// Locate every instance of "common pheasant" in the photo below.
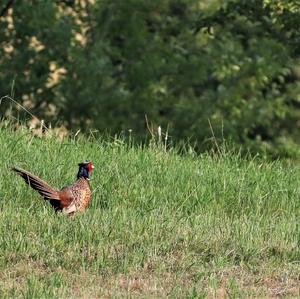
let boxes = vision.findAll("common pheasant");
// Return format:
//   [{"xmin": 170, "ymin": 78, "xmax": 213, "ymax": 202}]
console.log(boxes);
[{"xmin": 12, "ymin": 160, "xmax": 94, "ymax": 216}]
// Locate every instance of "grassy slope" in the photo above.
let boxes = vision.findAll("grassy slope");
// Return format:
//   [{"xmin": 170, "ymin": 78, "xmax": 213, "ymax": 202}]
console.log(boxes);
[{"xmin": 0, "ymin": 124, "xmax": 299, "ymax": 298}]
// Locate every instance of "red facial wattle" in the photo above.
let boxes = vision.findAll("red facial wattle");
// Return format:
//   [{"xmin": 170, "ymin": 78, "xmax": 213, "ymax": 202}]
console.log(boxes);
[{"xmin": 87, "ymin": 162, "xmax": 93, "ymax": 173}]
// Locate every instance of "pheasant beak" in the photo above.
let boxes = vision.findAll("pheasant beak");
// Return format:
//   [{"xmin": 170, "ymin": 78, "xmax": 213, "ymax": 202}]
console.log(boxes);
[{"xmin": 92, "ymin": 165, "xmax": 95, "ymax": 169}]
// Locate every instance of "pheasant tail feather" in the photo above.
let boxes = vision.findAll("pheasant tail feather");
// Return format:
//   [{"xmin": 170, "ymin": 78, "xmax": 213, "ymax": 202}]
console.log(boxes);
[{"xmin": 12, "ymin": 167, "xmax": 60, "ymax": 201}]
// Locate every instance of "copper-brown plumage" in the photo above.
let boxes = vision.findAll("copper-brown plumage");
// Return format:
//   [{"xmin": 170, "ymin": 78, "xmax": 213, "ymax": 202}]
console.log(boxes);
[{"xmin": 12, "ymin": 161, "xmax": 94, "ymax": 216}]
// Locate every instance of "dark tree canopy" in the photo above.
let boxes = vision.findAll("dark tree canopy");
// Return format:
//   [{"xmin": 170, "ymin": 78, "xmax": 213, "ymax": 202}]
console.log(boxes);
[{"xmin": 0, "ymin": 0, "xmax": 300, "ymax": 158}]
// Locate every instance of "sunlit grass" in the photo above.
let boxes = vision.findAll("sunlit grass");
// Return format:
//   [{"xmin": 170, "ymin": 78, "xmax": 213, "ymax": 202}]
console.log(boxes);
[{"xmin": 0, "ymin": 124, "xmax": 299, "ymax": 298}]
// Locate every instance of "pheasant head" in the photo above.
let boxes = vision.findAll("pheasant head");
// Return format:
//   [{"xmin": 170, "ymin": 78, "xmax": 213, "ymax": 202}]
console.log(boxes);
[{"xmin": 77, "ymin": 160, "xmax": 94, "ymax": 180}]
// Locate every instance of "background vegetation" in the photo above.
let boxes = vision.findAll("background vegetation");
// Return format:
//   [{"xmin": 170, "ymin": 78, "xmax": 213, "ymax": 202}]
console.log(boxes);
[
  {"xmin": 0, "ymin": 123, "xmax": 299, "ymax": 297},
  {"xmin": 1, "ymin": 0, "xmax": 300, "ymax": 157},
  {"xmin": 1, "ymin": 2, "xmax": 299, "ymax": 296}
]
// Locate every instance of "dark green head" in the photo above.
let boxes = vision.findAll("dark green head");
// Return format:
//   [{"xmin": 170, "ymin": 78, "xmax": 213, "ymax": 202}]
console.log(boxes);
[{"xmin": 77, "ymin": 160, "xmax": 94, "ymax": 180}]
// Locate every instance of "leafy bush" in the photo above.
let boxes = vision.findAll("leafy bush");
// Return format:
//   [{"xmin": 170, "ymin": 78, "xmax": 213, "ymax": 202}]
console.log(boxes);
[{"xmin": 1, "ymin": 0, "xmax": 299, "ymax": 158}]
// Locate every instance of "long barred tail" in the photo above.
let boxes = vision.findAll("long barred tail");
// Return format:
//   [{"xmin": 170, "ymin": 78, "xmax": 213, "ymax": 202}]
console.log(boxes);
[{"xmin": 12, "ymin": 167, "xmax": 60, "ymax": 201}]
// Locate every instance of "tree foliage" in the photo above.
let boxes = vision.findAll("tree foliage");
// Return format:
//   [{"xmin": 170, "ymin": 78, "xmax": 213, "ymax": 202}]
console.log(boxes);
[{"xmin": 0, "ymin": 0, "xmax": 299, "ymax": 157}]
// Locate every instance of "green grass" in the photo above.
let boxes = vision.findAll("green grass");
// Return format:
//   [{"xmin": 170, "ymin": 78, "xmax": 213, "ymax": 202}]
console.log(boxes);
[{"xmin": 0, "ymin": 123, "xmax": 299, "ymax": 298}]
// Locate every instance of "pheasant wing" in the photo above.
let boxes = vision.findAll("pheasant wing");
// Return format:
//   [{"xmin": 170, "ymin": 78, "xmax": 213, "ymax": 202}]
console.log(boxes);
[{"xmin": 59, "ymin": 180, "xmax": 90, "ymax": 213}]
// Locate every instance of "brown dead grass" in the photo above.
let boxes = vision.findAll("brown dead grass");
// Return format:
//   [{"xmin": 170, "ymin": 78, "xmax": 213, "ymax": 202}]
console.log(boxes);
[{"xmin": 0, "ymin": 261, "xmax": 299, "ymax": 298}]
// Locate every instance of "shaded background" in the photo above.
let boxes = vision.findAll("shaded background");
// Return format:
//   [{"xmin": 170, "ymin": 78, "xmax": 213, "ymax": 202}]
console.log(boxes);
[{"xmin": 0, "ymin": 0, "xmax": 300, "ymax": 158}]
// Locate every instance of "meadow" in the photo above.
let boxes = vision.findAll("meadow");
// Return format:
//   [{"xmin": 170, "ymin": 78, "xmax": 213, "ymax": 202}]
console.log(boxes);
[{"xmin": 0, "ymin": 123, "xmax": 299, "ymax": 298}]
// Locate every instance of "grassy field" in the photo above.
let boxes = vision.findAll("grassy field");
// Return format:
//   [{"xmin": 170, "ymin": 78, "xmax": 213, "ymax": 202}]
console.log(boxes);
[{"xmin": 0, "ymin": 123, "xmax": 299, "ymax": 298}]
